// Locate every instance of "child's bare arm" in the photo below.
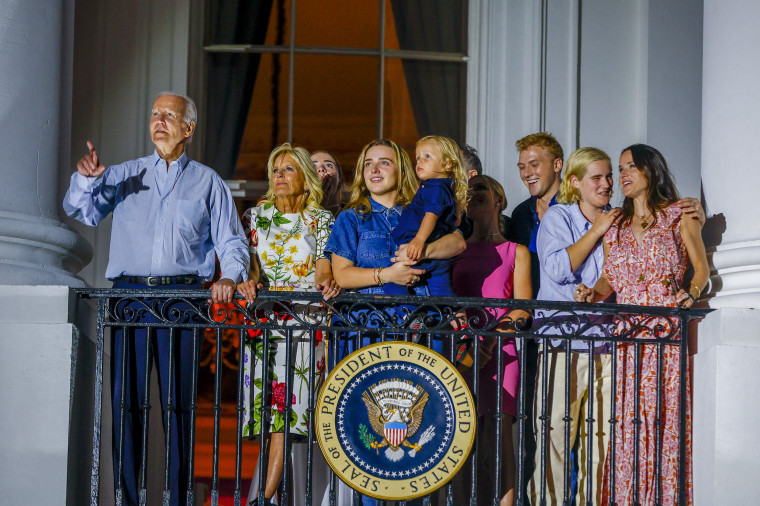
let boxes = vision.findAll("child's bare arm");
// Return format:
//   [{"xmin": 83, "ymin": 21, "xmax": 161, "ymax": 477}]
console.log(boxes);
[{"xmin": 407, "ymin": 212, "xmax": 439, "ymax": 261}]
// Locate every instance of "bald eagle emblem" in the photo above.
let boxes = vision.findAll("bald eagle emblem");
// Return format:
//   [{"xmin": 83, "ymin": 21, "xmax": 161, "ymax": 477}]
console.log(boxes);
[{"xmin": 361, "ymin": 379, "xmax": 436, "ymax": 462}]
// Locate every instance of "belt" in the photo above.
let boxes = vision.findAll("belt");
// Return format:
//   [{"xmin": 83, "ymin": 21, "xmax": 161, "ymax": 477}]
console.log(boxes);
[{"xmin": 114, "ymin": 275, "xmax": 200, "ymax": 287}]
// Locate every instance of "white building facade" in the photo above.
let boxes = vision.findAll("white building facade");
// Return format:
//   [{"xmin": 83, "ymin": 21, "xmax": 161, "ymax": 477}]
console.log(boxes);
[{"xmin": 0, "ymin": 0, "xmax": 757, "ymax": 503}]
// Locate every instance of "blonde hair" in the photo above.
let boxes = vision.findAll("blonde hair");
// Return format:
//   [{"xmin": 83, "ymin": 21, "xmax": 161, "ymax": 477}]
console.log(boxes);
[
  {"xmin": 472, "ymin": 174, "xmax": 507, "ymax": 213},
  {"xmin": 557, "ymin": 147, "xmax": 611, "ymax": 204},
  {"xmin": 259, "ymin": 143, "xmax": 323, "ymax": 213},
  {"xmin": 416, "ymin": 135, "xmax": 469, "ymax": 212},
  {"xmin": 515, "ymin": 132, "xmax": 564, "ymax": 162},
  {"xmin": 345, "ymin": 139, "xmax": 418, "ymax": 216}
]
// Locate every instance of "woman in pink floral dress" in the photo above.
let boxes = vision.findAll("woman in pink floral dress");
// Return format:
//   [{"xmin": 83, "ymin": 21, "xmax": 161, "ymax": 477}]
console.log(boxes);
[{"xmin": 574, "ymin": 144, "xmax": 708, "ymax": 505}]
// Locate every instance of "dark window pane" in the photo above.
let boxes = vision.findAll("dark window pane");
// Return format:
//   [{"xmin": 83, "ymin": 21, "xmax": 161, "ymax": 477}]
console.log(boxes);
[
  {"xmin": 290, "ymin": 54, "xmax": 379, "ymax": 181},
  {"xmin": 206, "ymin": 0, "xmax": 278, "ymax": 45},
  {"xmin": 296, "ymin": 0, "xmax": 380, "ymax": 49},
  {"xmin": 234, "ymin": 52, "xmax": 291, "ymax": 182},
  {"xmin": 387, "ymin": 0, "xmax": 467, "ymax": 54},
  {"xmin": 382, "ymin": 56, "xmax": 419, "ymax": 153}
]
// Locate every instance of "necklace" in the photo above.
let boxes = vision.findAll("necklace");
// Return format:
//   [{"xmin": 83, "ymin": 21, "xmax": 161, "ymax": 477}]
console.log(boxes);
[{"xmin": 639, "ymin": 212, "xmax": 653, "ymax": 228}]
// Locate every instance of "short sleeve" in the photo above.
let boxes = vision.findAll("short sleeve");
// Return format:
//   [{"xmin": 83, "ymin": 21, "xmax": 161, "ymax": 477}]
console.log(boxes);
[
  {"xmin": 419, "ymin": 183, "xmax": 454, "ymax": 217},
  {"xmin": 664, "ymin": 203, "xmax": 683, "ymax": 232},
  {"xmin": 324, "ymin": 209, "xmax": 360, "ymax": 263},
  {"xmin": 313, "ymin": 209, "xmax": 335, "ymax": 259}
]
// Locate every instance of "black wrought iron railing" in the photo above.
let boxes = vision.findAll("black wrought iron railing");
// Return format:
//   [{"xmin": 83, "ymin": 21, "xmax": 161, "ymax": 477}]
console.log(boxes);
[{"xmin": 73, "ymin": 289, "xmax": 709, "ymax": 506}]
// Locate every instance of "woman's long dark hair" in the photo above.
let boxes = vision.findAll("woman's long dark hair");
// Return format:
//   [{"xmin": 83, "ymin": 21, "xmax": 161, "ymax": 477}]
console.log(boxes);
[{"xmin": 618, "ymin": 143, "xmax": 680, "ymax": 229}]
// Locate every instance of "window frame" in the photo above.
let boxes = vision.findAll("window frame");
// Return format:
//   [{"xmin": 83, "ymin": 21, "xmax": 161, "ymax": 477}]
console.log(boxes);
[{"xmin": 202, "ymin": 1, "xmax": 470, "ymax": 145}]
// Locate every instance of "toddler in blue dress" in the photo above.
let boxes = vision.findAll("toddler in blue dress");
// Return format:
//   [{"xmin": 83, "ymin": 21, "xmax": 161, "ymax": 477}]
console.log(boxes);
[{"xmin": 384, "ymin": 135, "xmax": 469, "ymax": 297}]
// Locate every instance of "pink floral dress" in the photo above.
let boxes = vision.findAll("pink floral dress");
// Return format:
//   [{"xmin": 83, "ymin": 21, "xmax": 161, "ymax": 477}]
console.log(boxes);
[
  {"xmin": 240, "ymin": 203, "xmax": 333, "ymax": 436},
  {"xmin": 601, "ymin": 203, "xmax": 692, "ymax": 505}
]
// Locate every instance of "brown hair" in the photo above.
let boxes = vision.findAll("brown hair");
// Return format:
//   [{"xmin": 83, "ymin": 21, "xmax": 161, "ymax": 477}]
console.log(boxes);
[{"xmin": 617, "ymin": 143, "xmax": 680, "ymax": 229}]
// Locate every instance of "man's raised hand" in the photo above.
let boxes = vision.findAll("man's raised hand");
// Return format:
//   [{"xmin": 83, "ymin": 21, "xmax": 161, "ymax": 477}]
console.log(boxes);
[{"xmin": 76, "ymin": 141, "xmax": 106, "ymax": 178}]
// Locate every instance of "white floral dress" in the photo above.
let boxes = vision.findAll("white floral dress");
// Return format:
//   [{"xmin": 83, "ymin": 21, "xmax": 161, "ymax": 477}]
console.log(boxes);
[{"xmin": 241, "ymin": 203, "xmax": 333, "ymax": 436}]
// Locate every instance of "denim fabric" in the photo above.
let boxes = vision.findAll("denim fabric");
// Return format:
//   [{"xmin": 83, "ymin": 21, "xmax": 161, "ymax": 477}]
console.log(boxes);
[
  {"xmin": 391, "ymin": 178, "xmax": 457, "ymax": 245},
  {"xmin": 325, "ymin": 198, "xmax": 402, "ymax": 274},
  {"xmin": 324, "ymin": 198, "xmax": 442, "ymax": 361}
]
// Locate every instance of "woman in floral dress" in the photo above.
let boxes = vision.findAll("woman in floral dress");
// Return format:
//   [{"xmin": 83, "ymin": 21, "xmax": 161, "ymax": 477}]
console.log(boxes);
[
  {"xmin": 574, "ymin": 144, "xmax": 708, "ymax": 505},
  {"xmin": 237, "ymin": 143, "xmax": 340, "ymax": 505}
]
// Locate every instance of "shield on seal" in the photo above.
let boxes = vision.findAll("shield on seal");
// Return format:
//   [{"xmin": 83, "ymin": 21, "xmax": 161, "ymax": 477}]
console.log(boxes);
[{"xmin": 384, "ymin": 422, "xmax": 407, "ymax": 447}]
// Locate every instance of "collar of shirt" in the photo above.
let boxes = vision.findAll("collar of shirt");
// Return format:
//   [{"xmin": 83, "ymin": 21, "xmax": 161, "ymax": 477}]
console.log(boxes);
[
  {"xmin": 528, "ymin": 193, "xmax": 559, "ymax": 252},
  {"xmin": 568, "ymin": 202, "xmax": 612, "ymax": 234},
  {"xmin": 420, "ymin": 177, "xmax": 452, "ymax": 188},
  {"xmin": 151, "ymin": 150, "xmax": 189, "ymax": 197},
  {"xmin": 529, "ymin": 192, "xmax": 559, "ymax": 216},
  {"xmin": 369, "ymin": 197, "xmax": 402, "ymax": 216}
]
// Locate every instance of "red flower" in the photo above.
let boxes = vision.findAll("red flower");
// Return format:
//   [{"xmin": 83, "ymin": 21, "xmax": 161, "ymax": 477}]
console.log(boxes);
[
  {"xmin": 271, "ymin": 381, "xmax": 295, "ymax": 413},
  {"xmin": 250, "ymin": 228, "xmax": 259, "ymax": 247},
  {"xmin": 245, "ymin": 316, "xmax": 268, "ymax": 338}
]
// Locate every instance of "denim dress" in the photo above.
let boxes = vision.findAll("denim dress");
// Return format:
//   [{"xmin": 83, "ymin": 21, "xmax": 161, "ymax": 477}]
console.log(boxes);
[
  {"xmin": 324, "ymin": 199, "xmax": 434, "ymax": 359},
  {"xmin": 323, "ymin": 198, "xmax": 435, "ymax": 506}
]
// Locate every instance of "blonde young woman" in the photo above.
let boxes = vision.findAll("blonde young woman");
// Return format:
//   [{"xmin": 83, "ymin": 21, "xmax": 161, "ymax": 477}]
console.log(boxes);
[
  {"xmin": 323, "ymin": 138, "xmax": 465, "ymax": 506},
  {"xmin": 529, "ymin": 147, "xmax": 619, "ymax": 505},
  {"xmin": 237, "ymin": 143, "xmax": 340, "ymax": 505}
]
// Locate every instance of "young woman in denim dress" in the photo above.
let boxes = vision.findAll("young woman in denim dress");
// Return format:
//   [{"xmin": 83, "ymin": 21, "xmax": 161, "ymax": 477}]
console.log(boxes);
[{"xmin": 322, "ymin": 138, "xmax": 466, "ymax": 506}]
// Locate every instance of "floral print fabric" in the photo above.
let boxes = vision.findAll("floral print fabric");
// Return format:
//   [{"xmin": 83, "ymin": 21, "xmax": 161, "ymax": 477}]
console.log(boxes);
[
  {"xmin": 601, "ymin": 203, "xmax": 692, "ymax": 505},
  {"xmin": 241, "ymin": 204, "xmax": 333, "ymax": 436}
]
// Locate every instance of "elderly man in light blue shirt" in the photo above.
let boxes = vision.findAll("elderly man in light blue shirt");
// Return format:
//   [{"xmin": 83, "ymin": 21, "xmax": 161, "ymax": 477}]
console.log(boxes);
[{"xmin": 64, "ymin": 92, "xmax": 248, "ymax": 505}]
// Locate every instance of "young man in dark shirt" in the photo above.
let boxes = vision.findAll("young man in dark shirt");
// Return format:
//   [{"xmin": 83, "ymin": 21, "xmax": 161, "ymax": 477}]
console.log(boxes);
[
  {"xmin": 506, "ymin": 132, "xmax": 564, "ymax": 498},
  {"xmin": 507, "ymin": 132, "xmax": 564, "ymax": 296}
]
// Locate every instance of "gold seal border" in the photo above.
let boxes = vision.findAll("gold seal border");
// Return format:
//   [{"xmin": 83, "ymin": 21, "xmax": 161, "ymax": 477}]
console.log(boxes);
[{"xmin": 315, "ymin": 341, "xmax": 476, "ymax": 501}]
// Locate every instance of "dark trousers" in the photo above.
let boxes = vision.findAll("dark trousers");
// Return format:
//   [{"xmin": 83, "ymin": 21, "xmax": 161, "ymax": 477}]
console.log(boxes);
[
  {"xmin": 521, "ymin": 339, "xmax": 539, "ymax": 504},
  {"xmin": 111, "ymin": 280, "xmax": 202, "ymax": 506}
]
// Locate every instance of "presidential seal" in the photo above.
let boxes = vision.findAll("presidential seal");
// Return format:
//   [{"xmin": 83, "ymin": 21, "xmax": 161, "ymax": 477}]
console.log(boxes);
[{"xmin": 315, "ymin": 342, "xmax": 476, "ymax": 500}]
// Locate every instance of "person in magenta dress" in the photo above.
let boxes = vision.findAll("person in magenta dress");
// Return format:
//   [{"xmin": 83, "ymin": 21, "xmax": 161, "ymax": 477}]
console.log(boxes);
[
  {"xmin": 452, "ymin": 174, "xmax": 531, "ymax": 506},
  {"xmin": 574, "ymin": 144, "xmax": 709, "ymax": 506}
]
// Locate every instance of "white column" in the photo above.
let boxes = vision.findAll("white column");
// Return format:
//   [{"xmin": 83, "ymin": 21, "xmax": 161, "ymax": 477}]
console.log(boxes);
[
  {"xmin": 0, "ymin": 0, "xmax": 91, "ymax": 286},
  {"xmin": 702, "ymin": 0, "xmax": 760, "ymax": 309},
  {"xmin": 694, "ymin": 2, "xmax": 760, "ymax": 504}
]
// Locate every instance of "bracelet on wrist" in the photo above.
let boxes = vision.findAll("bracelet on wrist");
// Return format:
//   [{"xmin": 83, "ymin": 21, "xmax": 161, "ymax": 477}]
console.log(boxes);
[
  {"xmin": 689, "ymin": 283, "xmax": 702, "ymax": 299},
  {"xmin": 685, "ymin": 291, "xmax": 697, "ymax": 303},
  {"xmin": 373, "ymin": 267, "xmax": 384, "ymax": 286}
]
